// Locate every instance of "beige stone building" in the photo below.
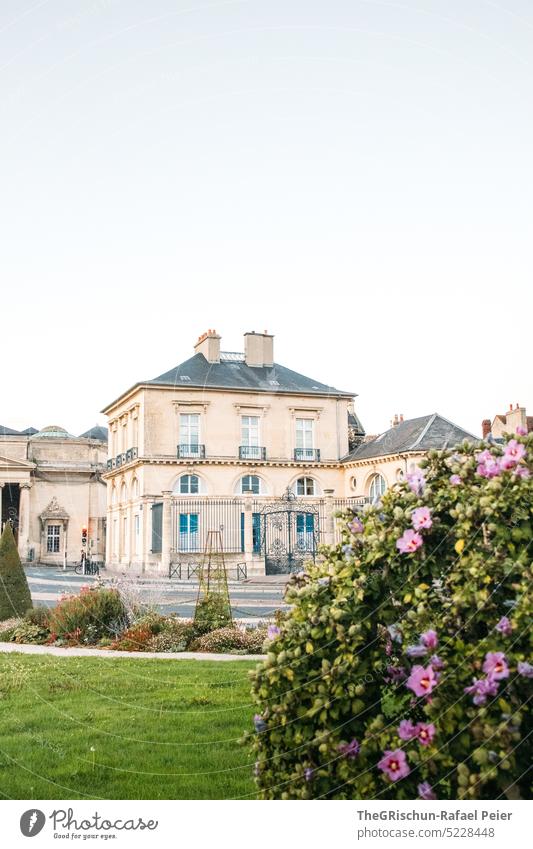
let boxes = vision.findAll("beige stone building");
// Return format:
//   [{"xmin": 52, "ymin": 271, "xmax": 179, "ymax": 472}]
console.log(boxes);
[
  {"xmin": 0, "ymin": 424, "xmax": 107, "ymax": 565},
  {"xmin": 482, "ymin": 403, "xmax": 533, "ymax": 441},
  {"xmin": 102, "ymin": 330, "xmax": 476, "ymax": 576}
]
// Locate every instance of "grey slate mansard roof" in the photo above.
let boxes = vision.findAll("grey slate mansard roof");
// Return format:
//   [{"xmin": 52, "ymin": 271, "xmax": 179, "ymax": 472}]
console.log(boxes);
[
  {"xmin": 79, "ymin": 425, "xmax": 108, "ymax": 441},
  {"xmin": 343, "ymin": 413, "xmax": 479, "ymax": 462},
  {"xmin": 0, "ymin": 425, "xmax": 21, "ymax": 436},
  {"xmin": 145, "ymin": 353, "xmax": 355, "ymax": 397}
]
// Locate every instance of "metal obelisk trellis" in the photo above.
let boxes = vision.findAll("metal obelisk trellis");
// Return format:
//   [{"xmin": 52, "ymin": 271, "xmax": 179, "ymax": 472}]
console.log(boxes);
[{"xmin": 193, "ymin": 530, "xmax": 233, "ymax": 631}]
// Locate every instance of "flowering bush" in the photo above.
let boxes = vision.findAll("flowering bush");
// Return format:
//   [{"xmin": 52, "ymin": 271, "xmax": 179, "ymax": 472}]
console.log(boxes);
[
  {"xmin": 190, "ymin": 626, "xmax": 267, "ymax": 654},
  {"xmin": 248, "ymin": 432, "xmax": 533, "ymax": 799},
  {"xmin": 111, "ymin": 624, "xmax": 153, "ymax": 651},
  {"xmin": 48, "ymin": 586, "xmax": 128, "ymax": 644},
  {"xmin": 147, "ymin": 618, "xmax": 196, "ymax": 652}
]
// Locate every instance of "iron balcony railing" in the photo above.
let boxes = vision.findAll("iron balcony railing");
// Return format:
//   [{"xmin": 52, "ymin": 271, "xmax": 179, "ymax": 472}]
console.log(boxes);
[
  {"xmin": 239, "ymin": 445, "xmax": 267, "ymax": 460},
  {"xmin": 177, "ymin": 444, "xmax": 206, "ymax": 459},
  {"xmin": 106, "ymin": 447, "xmax": 138, "ymax": 471},
  {"xmin": 294, "ymin": 448, "xmax": 321, "ymax": 462}
]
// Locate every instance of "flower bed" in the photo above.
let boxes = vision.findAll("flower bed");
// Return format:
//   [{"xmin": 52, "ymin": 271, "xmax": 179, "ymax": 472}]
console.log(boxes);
[{"xmin": 0, "ymin": 587, "xmax": 267, "ymax": 655}]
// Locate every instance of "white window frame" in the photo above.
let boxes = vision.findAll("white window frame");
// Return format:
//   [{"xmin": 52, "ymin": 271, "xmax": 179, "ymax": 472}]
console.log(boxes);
[
  {"xmin": 240, "ymin": 475, "xmax": 261, "ymax": 495},
  {"xmin": 241, "ymin": 415, "xmax": 261, "ymax": 459},
  {"xmin": 295, "ymin": 418, "xmax": 314, "ymax": 460},
  {"xmin": 369, "ymin": 473, "xmax": 387, "ymax": 502},
  {"xmin": 178, "ymin": 474, "xmax": 200, "ymax": 495},
  {"xmin": 46, "ymin": 524, "xmax": 61, "ymax": 554},
  {"xmin": 295, "ymin": 477, "xmax": 316, "ymax": 497},
  {"xmin": 179, "ymin": 413, "xmax": 201, "ymax": 458}
]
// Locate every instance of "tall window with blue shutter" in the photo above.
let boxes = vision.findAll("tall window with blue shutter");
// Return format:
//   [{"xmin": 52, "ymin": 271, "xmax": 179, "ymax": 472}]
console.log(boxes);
[
  {"xmin": 179, "ymin": 513, "xmax": 199, "ymax": 552},
  {"xmin": 296, "ymin": 513, "xmax": 314, "ymax": 551},
  {"xmin": 240, "ymin": 512, "xmax": 262, "ymax": 553}
]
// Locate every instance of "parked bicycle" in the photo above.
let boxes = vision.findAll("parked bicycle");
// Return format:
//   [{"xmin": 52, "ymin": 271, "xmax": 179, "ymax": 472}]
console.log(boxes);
[{"xmin": 74, "ymin": 551, "xmax": 100, "ymax": 576}]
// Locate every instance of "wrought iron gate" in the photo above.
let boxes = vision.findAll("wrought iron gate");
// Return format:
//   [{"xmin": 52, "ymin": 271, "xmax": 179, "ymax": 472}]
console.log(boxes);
[{"xmin": 260, "ymin": 491, "xmax": 319, "ymax": 575}]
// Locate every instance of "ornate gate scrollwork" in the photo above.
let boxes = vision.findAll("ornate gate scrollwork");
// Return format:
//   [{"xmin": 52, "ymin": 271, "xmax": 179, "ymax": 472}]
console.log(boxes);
[{"xmin": 260, "ymin": 488, "xmax": 319, "ymax": 575}]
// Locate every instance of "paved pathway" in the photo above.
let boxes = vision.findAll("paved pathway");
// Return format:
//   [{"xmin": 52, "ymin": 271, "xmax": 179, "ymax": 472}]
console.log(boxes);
[
  {"xmin": 24, "ymin": 566, "xmax": 288, "ymax": 621},
  {"xmin": 0, "ymin": 641, "xmax": 265, "ymax": 662}
]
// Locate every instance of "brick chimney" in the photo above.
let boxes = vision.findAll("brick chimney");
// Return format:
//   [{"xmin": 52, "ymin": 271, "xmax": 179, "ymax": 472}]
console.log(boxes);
[
  {"xmin": 244, "ymin": 330, "xmax": 274, "ymax": 368},
  {"xmin": 194, "ymin": 329, "xmax": 221, "ymax": 363},
  {"xmin": 481, "ymin": 419, "xmax": 491, "ymax": 439},
  {"xmin": 391, "ymin": 413, "xmax": 402, "ymax": 428}
]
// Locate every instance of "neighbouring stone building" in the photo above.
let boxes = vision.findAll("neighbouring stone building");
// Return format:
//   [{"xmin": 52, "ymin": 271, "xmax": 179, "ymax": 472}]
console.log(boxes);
[
  {"xmin": 0, "ymin": 424, "xmax": 107, "ymax": 565},
  {"xmin": 102, "ymin": 329, "xmax": 476, "ymax": 576},
  {"xmin": 482, "ymin": 403, "xmax": 533, "ymax": 442}
]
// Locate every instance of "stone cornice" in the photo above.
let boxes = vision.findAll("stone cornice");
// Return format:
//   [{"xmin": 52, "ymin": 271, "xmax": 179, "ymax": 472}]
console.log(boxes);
[
  {"xmin": 102, "ymin": 456, "xmax": 343, "ymax": 478},
  {"xmin": 342, "ymin": 450, "xmax": 424, "ymax": 468}
]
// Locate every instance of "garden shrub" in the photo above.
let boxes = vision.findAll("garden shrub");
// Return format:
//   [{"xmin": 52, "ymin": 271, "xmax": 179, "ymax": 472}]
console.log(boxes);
[
  {"xmin": 24, "ymin": 606, "xmax": 50, "ymax": 628},
  {"xmin": 191, "ymin": 625, "xmax": 267, "ymax": 654},
  {"xmin": 48, "ymin": 586, "xmax": 128, "ymax": 644},
  {"xmin": 248, "ymin": 432, "xmax": 533, "ymax": 800},
  {"xmin": 110, "ymin": 624, "xmax": 153, "ymax": 651},
  {"xmin": 10, "ymin": 621, "xmax": 49, "ymax": 645},
  {"xmin": 0, "ymin": 523, "xmax": 32, "ymax": 621},
  {"xmin": 147, "ymin": 627, "xmax": 193, "ymax": 653},
  {"xmin": 0, "ymin": 617, "xmax": 22, "ymax": 642},
  {"xmin": 194, "ymin": 594, "xmax": 233, "ymax": 634}
]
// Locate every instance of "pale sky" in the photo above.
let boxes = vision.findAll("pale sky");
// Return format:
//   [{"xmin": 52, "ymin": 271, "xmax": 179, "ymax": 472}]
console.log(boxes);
[{"xmin": 1, "ymin": 0, "xmax": 531, "ymax": 438}]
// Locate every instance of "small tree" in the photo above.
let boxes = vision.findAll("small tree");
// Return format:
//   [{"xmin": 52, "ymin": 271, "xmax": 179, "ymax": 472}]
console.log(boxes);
[{"xmin": 0, "ymin": 522, "xmax": 32, "ymax": 621}]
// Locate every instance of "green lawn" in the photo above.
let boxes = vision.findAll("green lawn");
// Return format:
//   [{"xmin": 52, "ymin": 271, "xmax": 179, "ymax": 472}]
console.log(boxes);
[{"xmin": 0, "ymin": 653, "xmax": 259, "ymax": 799}]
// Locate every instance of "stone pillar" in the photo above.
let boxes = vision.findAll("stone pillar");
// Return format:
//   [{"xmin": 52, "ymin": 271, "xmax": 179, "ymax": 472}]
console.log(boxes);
[
  {"xmin": 161, "ymin": 491, "xmax": 173, "ymax": 574},
  {"xmin": 18, "ymin": 482, "xmax": 32, "ymax": 561},
  {"xmin": 242, "ymin": 489, "xmax": 254, "ymax": 563},
  {"xmin": 127, "ymin": 502, "xmax": 134, "ymax": 567},
  {"xmin": 323, "ymin": 488, "xmax": 335, "ymax": 547}
]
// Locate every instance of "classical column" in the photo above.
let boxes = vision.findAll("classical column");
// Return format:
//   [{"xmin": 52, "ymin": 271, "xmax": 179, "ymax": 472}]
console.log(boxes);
[
  {"xmin": 323, "ymin": 488, "xmax": 335, "ymax": 547},
  {"xmin": 18, "ymin": 482, "xmax": 32, "ymax": 561},
  {"xmin": 161, "ymin": 491, "xmax": 173, "ymax": 574}
]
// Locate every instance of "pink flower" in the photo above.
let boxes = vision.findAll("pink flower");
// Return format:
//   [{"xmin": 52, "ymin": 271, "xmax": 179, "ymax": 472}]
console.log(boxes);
[
  {"xmin": 407, "ymin": 469, "xmax": 426, "ymax": 495},
  {"xmin": 517, "ymin": 661, "xmax": 533, "ymax": 678},
  {"xmin": 396, "ymin": 529, "xmax": 423, "ymax": 554},
  {"xmin": 415, "ymin": 722, "xmax": 436, "ymax": 746},
  {"xmin": 515, "ymin": 466, "xmax": 530, "ymax": 479},
  {"xmin": 418, "ymin": 781, "xmax": 437, "ymax": 800},
  {"xmin": 495, "ymin": 617, "xmax": 512, "ymax": 637},
  {"xmin": 450, "ymin": 474, "xmax": 461, "ymax": 486},
  {"xmin": 430, "ymin": 654, "xmax": 444, "ymax": 670},
  {"xmin": 483, "ymin": 652, "xmax": 509, "ymax": 680},
  {"xmin": 411, "ymin": 506, "xmax": 433, "ymax": 531},
  {"xmin": 348, "ymin": 517, "xmax": 364, "ymax": 534},
  {"xmin": 516, "ymin": 425, "xmax": 527, "ymax": 436},
  {"xmin": 464, "ymin": 677, "xmax": 498, "ymax": 705},
  {"xmin": 338, "ymin": 739, "xmax": 360, "ymax": 759},
  {"xmin": 397, "ymin": 719, "xmax": 417, "ymax": 741},
  {"xmin": 406, "ymin": 665, "xmax": 437, "ymax": 698},
  {"xmin": 421, "ymin": 629, "xmax": 438, "ymax": 650},
  {"xmin": 476, "ymin": 450, "xmax": 501, "ymax": 478},
  {"xmin": 378, "ymin": 749, "xmax": 410, "ymax": 782},
  {"xmin": 501, "ymin": 439, "xmax": 526, "ymax": 470}
]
